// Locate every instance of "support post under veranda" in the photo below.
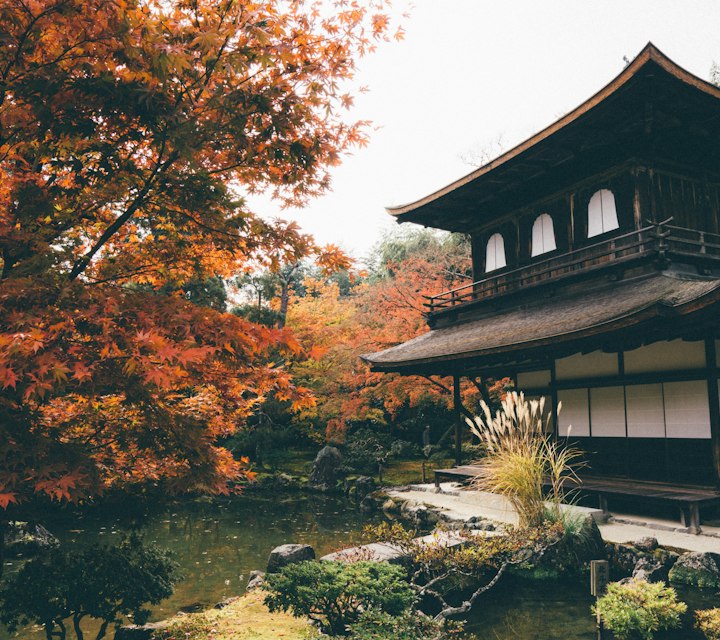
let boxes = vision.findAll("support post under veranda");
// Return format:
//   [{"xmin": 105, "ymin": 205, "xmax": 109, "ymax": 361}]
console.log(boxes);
[
  {"xmin": 453, "ymin": 374, "xmax": 462, "ymax": 466},
  {"xmin": 705, "ymin": 336, "xmax": 720, "ymax": 488}
]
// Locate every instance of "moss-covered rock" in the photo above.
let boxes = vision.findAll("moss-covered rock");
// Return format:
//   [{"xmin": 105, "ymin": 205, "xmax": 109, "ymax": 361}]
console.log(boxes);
[
  {"xmin": 250, "ymin": 472, "xmax": 302, "ymax": 492},
  {"xmin": 669, "ymin": 552, "xmax": 720, "ymax": 590},
  {"xmin": 5, "ymin": 521, "xmax": 59, "ymax": 557}
]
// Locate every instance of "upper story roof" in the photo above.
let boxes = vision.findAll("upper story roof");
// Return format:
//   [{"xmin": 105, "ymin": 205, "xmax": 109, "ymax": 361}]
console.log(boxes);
[{"xmin": 387, "ymin": 44, "xmax": 720, "ymax": 233}]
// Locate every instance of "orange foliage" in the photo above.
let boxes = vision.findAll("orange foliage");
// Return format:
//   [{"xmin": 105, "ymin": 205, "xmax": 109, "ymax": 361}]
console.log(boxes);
[
  {"xmin": 286, "ymin": 235, "xmax": 505, "ymax": 442},
  {"xmin": 0, "ymin": 0, "xmax": 399, "ymax": 506}
]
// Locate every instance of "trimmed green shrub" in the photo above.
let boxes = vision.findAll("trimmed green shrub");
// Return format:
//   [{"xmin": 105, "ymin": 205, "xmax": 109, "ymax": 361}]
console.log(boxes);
[
  {"xmin": 343, "ymin": 429, "xmax": 391, "ymax": 475},
  {"xmin": 0, "ymin": 534, "xmax": 178, "ymax": 640},
  {"xmin": 697, "ymin": 608, "xmax": 720, "ymax": 640},
  {"xmin": 389, "ymin": 439, "xmax": 421, "ymax": 459},
  {"xmin": 263, "ymin": 560, "xmax": 414, "ymax": 635},
  {"xmin": 348, "ymin": 610, "xmax": 468, "ymax": 639},
  {"xmin": 593, "ymin": 579, "xmax": 687, "ymax": 640}
]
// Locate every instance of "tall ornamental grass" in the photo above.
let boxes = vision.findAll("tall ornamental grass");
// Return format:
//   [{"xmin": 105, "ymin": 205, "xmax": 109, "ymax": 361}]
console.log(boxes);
[{"xmin": 466, "ymin": 392, "xmax": 584, "ymax": 528}]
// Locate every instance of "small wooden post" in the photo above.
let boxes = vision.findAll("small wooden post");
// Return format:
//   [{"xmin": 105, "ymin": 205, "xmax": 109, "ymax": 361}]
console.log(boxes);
[
  {"xmin": 591, "ymin": 560, "xmax": 609, "ymax": 639},
  {"xmin": 453, "ymin": 374, "xmax": 462, "ymax": 466},
  {"xmin": 422, "ymin": 426, "xmax": 430, "ymax": 484}
]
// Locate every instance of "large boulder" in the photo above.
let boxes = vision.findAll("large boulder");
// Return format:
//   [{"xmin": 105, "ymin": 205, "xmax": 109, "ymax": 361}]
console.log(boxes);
[
  {"xmin": 400, "ymin": 502, "xmax": 439, "ymax": 528},
  {"xmin": 308, "ymin": 446, "xmax": 343, "ymax": 491},
  {"xmin": 608, "ymin": 540, "xmax": 678, "ymax": 580},
  {"xmin": 608, "ymin": 543, "xmax": 647, "ymax": 576},
  {"xmin": 633, "ymin": 537, "xmax": 659, "ymax": 553},
  {"xmin": 266, "ymin": 543, "xmax": 315, "ymax": 573},
  {"xmin": 541, "ymin": 515, "xmax": 605, "ymax": 576},
  {"xmin": 245, "ymin": 570, "xmax": 265, "ymax": 591},
  {"xmin": 669, "ymin": 551, "xmax": 720, "ymax": 589},
  {"xmin": 5, "ymin": 521, "xmax": 59, "ymax": 557},
  {"xmin": 632, "ymin": 557, "xmax": 669, "ymax": 583},
  {"xmin": 353, "ymin": 476, "xmax": 376, "ymax": 501}
]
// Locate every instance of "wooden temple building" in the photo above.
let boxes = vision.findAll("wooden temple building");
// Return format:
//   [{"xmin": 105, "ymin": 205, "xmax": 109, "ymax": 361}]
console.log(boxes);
[{"xmin": 362, "ymin": 44, "xmax": 720, "ymax": 530}]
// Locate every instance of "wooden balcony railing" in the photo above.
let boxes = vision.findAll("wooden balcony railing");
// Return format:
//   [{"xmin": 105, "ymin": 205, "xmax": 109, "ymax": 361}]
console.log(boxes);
[{"xmin": 425, "ymin": 222, "xmax": 720, "ymax": 315}]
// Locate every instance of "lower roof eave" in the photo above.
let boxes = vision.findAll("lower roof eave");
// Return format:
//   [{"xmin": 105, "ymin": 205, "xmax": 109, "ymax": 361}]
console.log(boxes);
[{"xmin": 361, "ymin": 273, "xmax": 720, "ymax": 377}]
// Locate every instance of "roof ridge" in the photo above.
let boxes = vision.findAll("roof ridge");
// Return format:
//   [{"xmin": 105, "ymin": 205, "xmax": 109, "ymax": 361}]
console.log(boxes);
[{"xmin": 387, "ymin": 43, "xmax": 720, "ymax": 219}]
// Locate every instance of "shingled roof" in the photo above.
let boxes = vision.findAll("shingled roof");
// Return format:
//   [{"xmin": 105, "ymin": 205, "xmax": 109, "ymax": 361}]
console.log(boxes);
[
  {"xmin": 361, "ymin": 272, "xmax": 720, "ymax": 374},
  {"xmin": 387, "ymin": 43, "xmax": 720, "ymax": 231}
]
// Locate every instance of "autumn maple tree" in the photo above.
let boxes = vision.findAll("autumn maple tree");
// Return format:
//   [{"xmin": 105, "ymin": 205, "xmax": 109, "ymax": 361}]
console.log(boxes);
[
  {"xmin": 0, "ymin": 0, "xmax": 401, "ymax": 525},
  {"xmin": 284, "ymin": 230, "xmax": 508, "ymax": 445}
]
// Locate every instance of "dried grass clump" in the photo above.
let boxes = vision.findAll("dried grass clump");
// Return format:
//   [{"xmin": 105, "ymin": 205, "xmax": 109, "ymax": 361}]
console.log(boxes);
[{"xmin": 466, "ymin": 392, "xmax": 584, "ymax": 528}]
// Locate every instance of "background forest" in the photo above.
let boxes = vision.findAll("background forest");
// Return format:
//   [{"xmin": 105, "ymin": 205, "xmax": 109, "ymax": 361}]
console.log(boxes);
[{"xmin": 228, "ymin": 228, "xmax": 508, "ymax": 474}]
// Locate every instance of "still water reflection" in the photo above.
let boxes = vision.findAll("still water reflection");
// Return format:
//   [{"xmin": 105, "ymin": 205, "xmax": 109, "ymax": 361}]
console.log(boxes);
[{"xmin": 3, "ymin": 493, "xmax": 380, "ymax": 638}]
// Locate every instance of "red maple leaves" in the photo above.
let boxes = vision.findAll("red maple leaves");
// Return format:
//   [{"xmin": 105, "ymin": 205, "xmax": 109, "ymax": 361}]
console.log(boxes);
[{"xmin": 0, "ymin": 0, "xmax": 401, "ymax": 507}]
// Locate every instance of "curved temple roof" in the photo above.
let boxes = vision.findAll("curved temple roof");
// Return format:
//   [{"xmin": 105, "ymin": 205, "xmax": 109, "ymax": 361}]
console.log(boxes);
[
  {"xmin": 387, "ymin": 43, "xmax": 720, "ymax": 231},
  {"xmin": 361, "ymin": 273, "xmax": 720, "ymax": 374}
]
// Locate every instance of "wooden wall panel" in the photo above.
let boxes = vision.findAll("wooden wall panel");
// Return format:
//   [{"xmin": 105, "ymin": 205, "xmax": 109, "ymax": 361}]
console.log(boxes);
[
  {"xmin": 590, "ymin": 386, "xmax": 627, "ymax": 437},
  {"xmin": 557, "ymin": 388, "xmax": 590, "ymax": 436},
  {"xmin": 663, "ymin": 380, "xmax": 711, "ymax": 439},
  {"xmin": 625, "ymin": 384, "xmax": 665, "ymax": 438}
]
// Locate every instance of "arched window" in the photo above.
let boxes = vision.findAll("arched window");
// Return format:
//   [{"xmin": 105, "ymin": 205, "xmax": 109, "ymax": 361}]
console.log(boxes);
[
  {"xmin": 485, "ymin": 233, "xmax": 506, "ymax": 272},
  {"xmin": 588, "ymin": 189, "xmax": 619, "ymax": 238},
  {"xmin": 531, "ymin": 213, "xmax": 556, "ymax": 257}
]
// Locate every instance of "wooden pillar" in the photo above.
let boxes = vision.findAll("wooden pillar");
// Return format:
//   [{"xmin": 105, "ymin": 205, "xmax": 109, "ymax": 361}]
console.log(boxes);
[
  {"xmin": 453, "ymin": 374, "xmax": 462, "ymax": 467},
  {"xmin": 550, "ymin": 361, "xmax": 558, "ymax": 439},
  {"xmin": 569, "ymin": 192, "xmax": 575, "ymax": 251},
  {"xmin": 470, "ymin": 234, "xmax": 483, "ymax": 282},
  {"xmin": 633, "ymin": 168, "xmax": 643, "ymax": 230},
  {"xmin": 705, "ymin": 337, "xmax": 720, "ymax": 487}
]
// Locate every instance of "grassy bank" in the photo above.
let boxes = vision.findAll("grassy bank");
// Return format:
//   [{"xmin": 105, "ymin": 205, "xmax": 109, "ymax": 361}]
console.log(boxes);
[
  {"xmin": 255, "ymin": 447, "xmax": 455, "ymax": 487},
  {"xmin": 156, "ymin": 590, "xmax": 317, "ymax": 640}
]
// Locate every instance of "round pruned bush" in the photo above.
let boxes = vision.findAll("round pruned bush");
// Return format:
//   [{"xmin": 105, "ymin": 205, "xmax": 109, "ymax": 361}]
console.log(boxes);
[
  {"xmin": 389, "ymin": 439, "xmax": 421, "ymax": 459},
  {"xmin": 342, "ymin": 429, "xmax": 392, "ymax": 475},
  {"xmin": 262, "ymin": 560, "xmax": 414, "ymax": 635},
  {"xmin": 593, "ymin": 579, "xmax": 687, "ymax": 640},
  {"xmin": 0, "ymin": 534, "xmax": 178, "ymax": 640}
]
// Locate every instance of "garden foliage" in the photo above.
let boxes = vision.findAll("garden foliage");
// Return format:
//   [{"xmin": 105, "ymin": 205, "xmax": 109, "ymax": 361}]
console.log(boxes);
[
  {"xmin": 363, "ymin": 520, "xmax": 568, "ymax": 622},
  {"xmin": 262, "ymin": 560, "xmax": 415, "ymax": 635},
  {"xmin": 0, "ymin": 0, "xmax": 398, "ymax": 511},
  {"xmin": 347, "ymin": 610, "xmax": 468, "ymax": 639},
  {"xmin": 593, "ymin": 579, "xmax": 687, "ymax": 640},
  {"xmin": 0, "ymin": 535, "xmax": 178, "ymax": 640},
  {"xmin": 697, "ymin": 608, "xmax": 720, "ymax": 640}
]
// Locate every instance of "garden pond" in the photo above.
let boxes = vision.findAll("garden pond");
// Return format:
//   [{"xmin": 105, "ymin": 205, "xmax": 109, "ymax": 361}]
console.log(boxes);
[{"xmin": 2, "ymin": 492, "xmax": 718, "ymax": 639}]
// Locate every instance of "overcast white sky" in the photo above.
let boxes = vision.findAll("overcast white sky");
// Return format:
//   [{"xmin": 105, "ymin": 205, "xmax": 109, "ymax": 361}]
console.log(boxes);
[{"xmin": 251, "ymin": 0, "xmax": 720, "ymax": 264}]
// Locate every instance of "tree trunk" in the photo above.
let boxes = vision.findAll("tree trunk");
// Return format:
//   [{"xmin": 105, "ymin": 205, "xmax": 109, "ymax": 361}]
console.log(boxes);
[
  {"xmin": 277, "ymin": 278, "xmax": 289, "ymax": 329},
  {"xmin": 95, "ymin": 620, "xmax": 110, "ymax": 640},
  {"xmin": 72, "ymin": 614, "xmax": 85, "ymax": 640},
  {"xmin": 0, "ymin": 517, "xmax": 7, "ymax": 579}
]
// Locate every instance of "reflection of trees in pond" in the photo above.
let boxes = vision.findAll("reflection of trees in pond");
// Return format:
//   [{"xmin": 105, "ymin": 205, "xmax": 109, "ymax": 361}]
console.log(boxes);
[
  {"xmin": 5, "ymin": 494, "xmax": 380, "ymax": 640},
  {"xmin": 486, "ymin": 608, "xmax": 595, "ymax": 640},
  {"xmin": 492, "ymin": 611, "xmax": 537, "ymax": 639}
]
